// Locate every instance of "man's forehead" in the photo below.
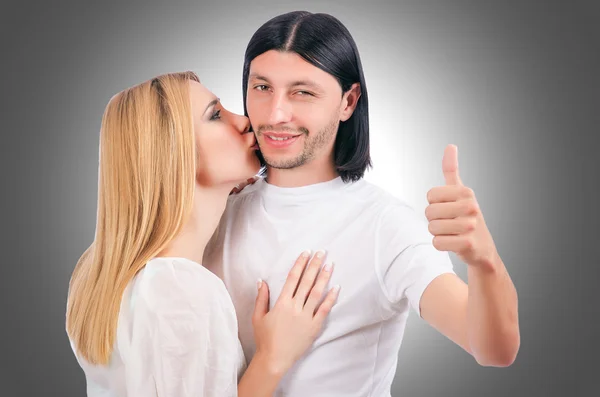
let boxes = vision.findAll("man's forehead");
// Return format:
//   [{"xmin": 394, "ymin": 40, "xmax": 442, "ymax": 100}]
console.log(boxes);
[{"xmin": 248, "ymin": 51, "xmax": 338, "ymax": 90}]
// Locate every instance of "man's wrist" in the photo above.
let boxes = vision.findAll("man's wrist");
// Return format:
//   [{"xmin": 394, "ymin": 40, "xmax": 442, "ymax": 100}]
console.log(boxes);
[{"xmin": 468, "ymin": 249, "xmax": 502, "ymax": 274}]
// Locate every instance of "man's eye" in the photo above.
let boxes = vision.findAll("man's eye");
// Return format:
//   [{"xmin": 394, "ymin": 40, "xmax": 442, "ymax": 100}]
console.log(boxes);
[
  {"xmin": 255, "ymin": 85, "xmax": 269, "ymax": 91},
  {"xmin": 296, "ymin": 91, "xmax": 314, "ymax": 96}
]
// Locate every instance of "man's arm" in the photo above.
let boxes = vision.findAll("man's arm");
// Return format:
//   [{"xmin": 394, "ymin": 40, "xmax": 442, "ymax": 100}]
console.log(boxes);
[
  {"xmin": 420, "ymin": 262, "xmax": 519, "ymax": 366},
  {"xmin": 420, "ymin": 145, "xmax": 520, "ymax": 367}
]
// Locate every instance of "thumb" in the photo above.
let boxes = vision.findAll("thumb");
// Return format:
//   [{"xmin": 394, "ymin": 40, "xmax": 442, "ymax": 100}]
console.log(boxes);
[
  {"xmin": 252, "ymin": 279, "xmax": 270, "ymax": 324},
  {"xmin": 442, "ymin": 144, "xmax": 463, "ymax": 185}
]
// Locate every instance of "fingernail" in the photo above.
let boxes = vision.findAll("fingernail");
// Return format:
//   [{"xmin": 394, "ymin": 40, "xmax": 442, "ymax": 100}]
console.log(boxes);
[
  {"xmin": 323, "ymin": 262, "xmax": 333, "ymax": 272},
  {"xmin": 302, "ymin": 249, "xmax": 312, "ymax": 258},
  {"xmin": 316, "ymin": 250, "xmax": 326, "ymax": 259},
  {"xmin": 257, "ymin": 279, "xmax": 262, "ymax": 290},
  {"xmin": 332, "ymin": 285, "xmax": 341, "ymax": 294}
]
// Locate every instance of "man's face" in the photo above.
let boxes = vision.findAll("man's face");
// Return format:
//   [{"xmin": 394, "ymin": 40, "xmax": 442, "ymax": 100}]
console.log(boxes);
[{"xmin": 246, "ymin": 50, "xmax": 346, "ymax": 170}]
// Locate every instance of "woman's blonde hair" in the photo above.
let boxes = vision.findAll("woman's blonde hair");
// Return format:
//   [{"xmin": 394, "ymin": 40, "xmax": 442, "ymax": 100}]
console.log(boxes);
[{"xmin": 66, "ymin": 71, "xmax": 200, "ymax": 365}]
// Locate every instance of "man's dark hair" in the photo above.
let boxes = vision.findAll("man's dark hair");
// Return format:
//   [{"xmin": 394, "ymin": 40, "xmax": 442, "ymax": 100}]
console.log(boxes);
[{"xmin": 242, "ymin": 11, "xmax": 372, "ymax": 182}]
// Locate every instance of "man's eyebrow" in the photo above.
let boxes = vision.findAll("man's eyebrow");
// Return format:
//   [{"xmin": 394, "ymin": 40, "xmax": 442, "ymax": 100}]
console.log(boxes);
[
  {"xmin": 203, "ymin": 98, "xmax": 219, "ymax": 116},
  {"xmin": 248, "ymin": 74, "xmax": 270, "ymax": 82},
  {"xmin": 289, "ymin": 80, "xmax": 322, "ymax": 90},
  {"xmin": 249, "ymin": 74, "xmax": 323, "ymax": 91}
]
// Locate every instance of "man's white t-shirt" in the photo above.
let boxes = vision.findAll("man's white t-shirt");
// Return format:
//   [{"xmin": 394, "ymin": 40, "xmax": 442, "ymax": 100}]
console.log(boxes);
[{"xmin": 204, "ymin": 176, "xmax": 455, "ymax": 397}]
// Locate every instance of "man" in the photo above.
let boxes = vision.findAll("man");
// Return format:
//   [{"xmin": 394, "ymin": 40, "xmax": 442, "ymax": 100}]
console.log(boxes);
[{"xmin": 204, "ymin": 11, "xmax": 519, "ymax": 396}]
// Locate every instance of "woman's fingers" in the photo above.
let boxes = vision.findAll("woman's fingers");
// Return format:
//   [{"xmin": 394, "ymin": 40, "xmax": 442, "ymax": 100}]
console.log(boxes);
[
  {"xmin": 303, "ymin": 262, "xmax": 334, "ymax": 313},
  {"xmin": 293, "ymin": 251, "xmax": 326, "ymax": 307},
  {"xmin": 277, "ymin": 249, "xmax": 339, "ymax": 323},
  {"xmin": 313, "ymin": 285, "xmax": 340, "ymax": 325},
  {"xmin": 230, "ymin": 177, "xmax": 260, "ymax": 195},
  {"xmin": 278, "ymin": 250, "xmax": 312, "ymax": 301},
  {"xmin": 252, "ymin": 279, "xmax": 270, "ymax": 327}
]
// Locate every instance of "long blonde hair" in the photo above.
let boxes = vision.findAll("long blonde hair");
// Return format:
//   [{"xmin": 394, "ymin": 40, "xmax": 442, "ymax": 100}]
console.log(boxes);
[{"xmin": 66, "ymin": 71, "xmax": 200, "ymax": 365}]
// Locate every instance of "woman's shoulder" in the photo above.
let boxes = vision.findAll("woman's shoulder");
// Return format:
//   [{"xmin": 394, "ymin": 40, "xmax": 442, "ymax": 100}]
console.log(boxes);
[
  {"xmin": 115, "ymin": 257, "xmax": 243, "ymax": 382},
  {"xmin": 129, "ymin": 256, "xmax": 233, "ymax": 315}
]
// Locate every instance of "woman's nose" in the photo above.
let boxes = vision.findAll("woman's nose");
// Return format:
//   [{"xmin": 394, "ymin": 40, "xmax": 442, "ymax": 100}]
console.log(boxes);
[{"xmin": 233, "ymin": 113, "xmax": 251, "ymax": 134}]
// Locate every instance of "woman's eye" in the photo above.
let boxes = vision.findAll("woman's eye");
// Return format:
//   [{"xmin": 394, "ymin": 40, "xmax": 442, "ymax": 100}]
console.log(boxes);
[{"xmin": 210, "ymin": 109, "xmax": 221, "ymax": 120}]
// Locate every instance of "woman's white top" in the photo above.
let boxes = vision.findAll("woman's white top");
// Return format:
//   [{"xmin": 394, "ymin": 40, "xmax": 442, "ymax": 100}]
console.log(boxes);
[{"xmin": 69, "ymin": 257, "xmax": 247, "ymax": 396}]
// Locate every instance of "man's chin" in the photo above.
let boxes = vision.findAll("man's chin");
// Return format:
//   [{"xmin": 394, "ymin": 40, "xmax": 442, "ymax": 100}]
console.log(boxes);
[
  {"xmin": 257, "ymin": 145, "xmax": 305, "ymax": 168},
  {"xmin": 263, "ymin": 157, "xmax": 305, "ymax": 170}
]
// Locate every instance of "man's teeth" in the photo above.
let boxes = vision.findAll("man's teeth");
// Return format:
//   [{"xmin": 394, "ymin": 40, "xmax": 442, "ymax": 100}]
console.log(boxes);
[{"xmin": 268, "ymin": 135, "xmax": 294, "ymax": 141}]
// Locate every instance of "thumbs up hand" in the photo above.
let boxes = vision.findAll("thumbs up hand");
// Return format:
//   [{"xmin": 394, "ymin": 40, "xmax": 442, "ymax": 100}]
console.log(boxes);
[{"xmin": 425, "ymin": 145, "xmax": 498, "ymax": 269}]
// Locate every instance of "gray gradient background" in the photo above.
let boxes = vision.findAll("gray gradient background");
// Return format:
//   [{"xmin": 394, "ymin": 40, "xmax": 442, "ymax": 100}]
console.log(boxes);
[{"xmin": 1, "ymin": 0, "xmax": 598, "ymax": 396}]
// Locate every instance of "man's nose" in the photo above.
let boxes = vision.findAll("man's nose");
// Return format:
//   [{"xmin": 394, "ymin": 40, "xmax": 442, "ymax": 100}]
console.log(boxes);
[{"xmin": 267, "ymin": 94, "xmax": 292, "ymax": 125}]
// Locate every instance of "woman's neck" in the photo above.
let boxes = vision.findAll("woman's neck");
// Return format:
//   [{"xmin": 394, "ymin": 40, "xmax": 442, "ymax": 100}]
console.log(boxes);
[{"xmin": 157, "ymin": 184, "xmax": 231, "ymax": 265}]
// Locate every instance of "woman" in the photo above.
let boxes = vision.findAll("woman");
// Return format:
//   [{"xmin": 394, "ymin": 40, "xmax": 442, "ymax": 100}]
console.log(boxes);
[{"xmin": 66, "ymin": 71, "xmax": 339, "ymax": 396}]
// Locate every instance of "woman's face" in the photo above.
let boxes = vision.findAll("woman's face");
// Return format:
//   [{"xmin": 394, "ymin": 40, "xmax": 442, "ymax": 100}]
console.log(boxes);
[{"xmin": 190, "ymin": 81, "xmax": 260, "ymax": 188}]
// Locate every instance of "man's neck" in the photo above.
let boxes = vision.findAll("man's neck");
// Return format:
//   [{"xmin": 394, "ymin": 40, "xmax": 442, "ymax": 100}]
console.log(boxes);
[
  {"xmin": 266, "ymin": 158, "xmax": 339, "ymax": 188},
  {"xmin": 157, "ymin": 184, "xmax": 230, "ymax": 264}
]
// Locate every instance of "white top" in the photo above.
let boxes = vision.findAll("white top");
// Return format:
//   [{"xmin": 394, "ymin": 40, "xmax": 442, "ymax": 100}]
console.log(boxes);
[
  {"xmin": 69, "ymin": 257, "xmax": 246, "ymax": 397},
  {"xmin": 204, "ymin": 177, "xmax": 455, "ymax": 397}
]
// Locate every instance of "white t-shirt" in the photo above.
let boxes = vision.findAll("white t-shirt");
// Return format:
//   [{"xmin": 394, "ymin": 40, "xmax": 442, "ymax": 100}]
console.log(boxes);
[
  {"xmin": 69, "ymin": 257, "xmax": 246, "ymax": 397},
  {"xmin": 204, "ymin": 176, "xmax": 455, "ymax": 397}
]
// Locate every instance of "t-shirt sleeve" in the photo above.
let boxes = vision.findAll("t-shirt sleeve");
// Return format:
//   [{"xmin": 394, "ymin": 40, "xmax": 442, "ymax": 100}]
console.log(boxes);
[
  {"xmin": 375, "ymin": 203, "xmax": 455, "ymax": 317},
  {"xmin": 125, "ymin": 259, "xmax": 241, "ymax": 396}
]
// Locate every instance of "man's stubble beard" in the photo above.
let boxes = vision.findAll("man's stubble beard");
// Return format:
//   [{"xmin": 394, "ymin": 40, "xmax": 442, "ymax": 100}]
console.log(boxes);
[{"xmin": 257, "ymin": 116, "xmax": 340, "ymax": 170}]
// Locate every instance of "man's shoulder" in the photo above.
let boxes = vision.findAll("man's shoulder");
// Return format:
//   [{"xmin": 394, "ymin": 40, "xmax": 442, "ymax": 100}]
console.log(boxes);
[
  {"xmin": 210, "ymin": 178, "xmax": 265, "ymax": 241},
  {"xmin": 226, "ymin": 177, "xmax": 265, "ymax": 204},
  {"xmin": 346, "ymin": 179, "xmax": 417, "ymax": 216}
]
